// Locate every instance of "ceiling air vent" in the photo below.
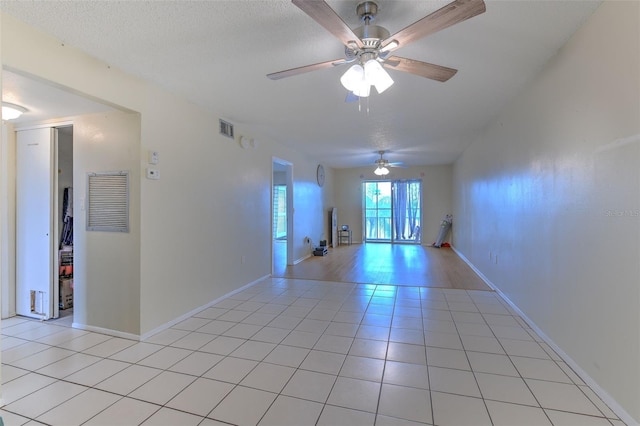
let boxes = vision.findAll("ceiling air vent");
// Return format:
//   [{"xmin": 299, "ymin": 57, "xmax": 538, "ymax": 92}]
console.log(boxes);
[
  {"xmin": 219, "ymin": 119, "xmax": 234, "ymax": 139},
  {"xmin": 86, "ymin": 171, "xmax": 129, "ymax": 233}
]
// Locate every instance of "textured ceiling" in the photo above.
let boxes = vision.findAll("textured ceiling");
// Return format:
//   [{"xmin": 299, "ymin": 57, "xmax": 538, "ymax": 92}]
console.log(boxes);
[{"xmin": 1, "ymin": 0, "xmax": 601, "ymax": 168}]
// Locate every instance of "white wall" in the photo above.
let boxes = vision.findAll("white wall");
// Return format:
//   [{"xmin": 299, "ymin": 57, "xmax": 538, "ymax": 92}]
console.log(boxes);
[
  {"xmin": 334, "ymin": 165, "xmax": 452, "ymax": 244},
  {"xmin": 1, "ymin": 12, "xmax": 332, "ymax": 336},
  {"xmin": 72, "ymin": 111, "xmax": 142, "ymax": 335},
  {"xmin": 452, "ymin": 1, "xmax": 639, "ymax": 422},
  {"xmin": 0, "ymin": 123, "xmax": 16, "ymax": 319}
]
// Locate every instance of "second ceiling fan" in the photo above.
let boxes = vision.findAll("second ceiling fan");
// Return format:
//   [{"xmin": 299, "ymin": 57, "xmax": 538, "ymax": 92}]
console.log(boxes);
[{"xmin": 268, "ymin": 0, "xmax": 486, "ymax": 98}]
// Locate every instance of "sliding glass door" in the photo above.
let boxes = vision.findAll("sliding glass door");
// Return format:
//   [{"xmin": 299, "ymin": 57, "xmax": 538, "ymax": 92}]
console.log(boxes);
[
  {"xmin": 363, "ymin": 180, "xmax": 422, "ymax": 243},
  {"xmin": 364, "ymin": 181, "xmax": 392, "ymax": 241}
]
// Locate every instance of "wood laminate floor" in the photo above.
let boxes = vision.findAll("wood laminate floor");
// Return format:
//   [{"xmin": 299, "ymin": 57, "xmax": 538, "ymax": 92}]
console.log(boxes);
[{"xmin": 273, "ymin": 242, "xmax": 491, "ymax": 291}]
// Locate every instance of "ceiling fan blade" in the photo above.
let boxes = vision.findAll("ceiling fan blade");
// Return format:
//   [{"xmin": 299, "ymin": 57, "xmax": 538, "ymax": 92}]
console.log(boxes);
[
  {"xmin": 267, "ymin": 58, "xmax": 345, "ymax": 80},
  {"xmin": 384, "ymin": 56, "xmax": 457, "ymax": 82},
  {"xmin": 292, "ymin": 0, "xmax": 364, "ymax": 48},
  {"xmin": 389, "ymin": 162, "xmax": 407, "ymax": 168},
  {"xmin": 382, "ymin": 0, "xmax": 486, "ymax": 50}
]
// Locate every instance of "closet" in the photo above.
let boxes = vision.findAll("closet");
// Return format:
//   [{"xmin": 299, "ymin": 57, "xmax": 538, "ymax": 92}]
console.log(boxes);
[
  {"xmin": 15, "ymin": 124, "xmax": 73, "ymax": 320},
  {"xmin": 57, "ymin": 126, "xmax": 74, "ymax": 314}
]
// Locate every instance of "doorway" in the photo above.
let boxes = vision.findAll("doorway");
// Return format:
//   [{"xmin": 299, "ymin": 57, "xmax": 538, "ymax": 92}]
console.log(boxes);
[
  {"xmin": 15, "ymin": 124, "xmax": 73, "ymax": 320},
  {"xmin": 363, "ymin": 179, "xmax": 422, "ymax": 244},
  {"xmin": 272, "ymin": 158, "xmax": 293, "ymax": 274}
]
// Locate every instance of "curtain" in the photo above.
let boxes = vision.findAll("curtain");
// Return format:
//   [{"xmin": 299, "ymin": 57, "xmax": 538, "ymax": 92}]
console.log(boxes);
[{"xmin": 393, "ymin": 180, "xmax": 420, "ymax": 241}]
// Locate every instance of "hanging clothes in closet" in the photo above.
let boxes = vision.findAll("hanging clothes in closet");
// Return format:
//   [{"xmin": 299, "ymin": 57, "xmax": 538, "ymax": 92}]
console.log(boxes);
[{"xmin": 60, "ymin": 187, "xmax": 73, "ymax": 248}]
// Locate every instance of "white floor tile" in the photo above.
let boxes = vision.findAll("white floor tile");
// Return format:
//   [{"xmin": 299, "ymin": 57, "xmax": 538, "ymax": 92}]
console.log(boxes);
[
  {"xmin": 317, "ymin": 405, "xmax": 376, "ymax": 426},
  {"xmin": 387, "ymin": 342, "xmax": 426, "ymax": 365},
  {"xmin": 382, "ymin": 360, "xmax": 430, "ymax": 389},
  {"xmin": 1, "ymin": 364, "xmax": 30, "ymax": 384},
  {"xmin": 56, "ymin": 332, "xmax": 113, "ymax": 352},
  {"xmin": 259, "ymin": 395, "xmax": 324, "ymax": 426},
  {"xmin": 94, "ymin": 364, "xmax": 162, "ymax": 395},
  {"xmin": 424, "ymin": 330, "xmax": 464, "ymax": 349},
  {"xmin": 428, "ymin": 366, "xmax": 481, "ymax": 397},
  {"xmin": 475, "ymin": 372, "xmax": 539, "ymax": 405},
  {"xmin": 64, "ymin": 359, "xmax": 130, "ymax": 387},
  {"xmin": 240, "ymin": 362, "xmax": 296, "ymax": 393},
  {"xmin": 378, "ymin": 383, "xmax": 431, "ymax": 423},
  {"xmin": 0, "ymin": 373, "xmax": 57, "ymax": 405},
  {"xmin": 460, "ymin": 334, "xmax": 505, "ymax": 354},
  {"xmin": 143, "ymin": 328, "xmax": 190, "ymax": 345},
  {"xmin": 427, "ymin": 347, "xmax": 470, "ymax": 370},
  {"xmin": 466, "ymin": 351, "xmax": 519, "ymax": 376},
  {"xmin": 82, "ymin": 337, "xmax": 136, "ymax": 357},
  {"xmin": 0, "ymin": 409, "xmax": 32, "ymax": 426},
  {"xmin": 327, "ymin": 377, "xmax": 381, "ymax": 413},
  {"xmin": 200, "ymin": 353, "xmax": 255, "ymax": 381},
  {"xmin": 431, "ymin": 391, "xmax": 492, "ymax": 426},
  {"xmin": 108, "ymin": 342, "xmax": 163, "ymax": 363},
  {"xmin": 11, "ymin": 347, "xmax": 75, "ymax": 371},
  {"xmin": 230, "ymin": 340, "xmax": 277, "ymax": 361},
  {"xmin": 36, "ymin": 388, "xmax": 121, "ymax": 426},
  {"xmin": 128, "ymin": 371, "xmax": 196, "ymax": 405},
  {"xmin": 300, "ymin": 350, "xmax": 346, "ymax": 375},
  {"xmin": 141, "ymin": 407, "xmax": 203, "ymax": 426},
  {"xmin": 526, "ymin": 379, "xmax": 603, "ymax": 416},
  {"xmin": 168, "ymin": 351, "xmax": 224, "ymax": 376},
  {"xmin": 197, "ymin": 320, "xmax": 235, "ymax": 335},
  {"xmin": 208, "ymin": 386, "xmax": 277, "ymax": 425},
  {"xmin": 83, "ymin": 397, "xmax": 160, "ymax": 426},
  {"xmin": 340, "ymin": 355, "xmax": 384, "ymax": 382},
  {"xmin": 36, "ymin": 352, "xmax": 102, "ymax": 379},
  {"xmin": 511, "ymin": 356, "xmax": 572, "ymax": 383},
  {"xmin": 545, "ymin": 409, "xmax": 612, "ymax": 425},
  {"xmin": 281, "ymin": 330, "xmax": 322, "ymax": 348},
  {"xmin": 166, "ymin": 377, "xmax": 234, "ymax": 416},
  {"xmin": 169, "ymin": 332, "xmax": 217, "ymax": 350},
  {"xmin": 4, "ymin": 380, "xmax": 87, "ymax": 419},
  {"xmin": 199, "ymin": 335, "xmax": 248, "ymax": 355},
  {"xmin": 171, "ymin": 317, "xmax": 212, "ymax": 331},
  {"xmin": 313, "ymin": 334, "xmax": 354, "ymax": 354},
  {"xmin": 282, "ymin": 369, "xmax": 336, "ymax": 403},
  {"xmin": 485, "ymin": 400, "xmax": 551, "ymax": 425},
  {"xmin": 0, "ymin": 279, "xmax": 626, "ymax": 426},
  {"xmin": 348, "ymin": 338, "xmax": 388, "ymax": 359},
  {"xmin": 137, "ymin": 346, "xmax": 192, "ymax": 369}
]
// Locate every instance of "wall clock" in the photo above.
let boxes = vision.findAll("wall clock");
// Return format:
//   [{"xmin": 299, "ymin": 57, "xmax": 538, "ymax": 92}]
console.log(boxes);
[{"xmin": 316, "ymin": 164, "xmax": 325, "ymax": 187}]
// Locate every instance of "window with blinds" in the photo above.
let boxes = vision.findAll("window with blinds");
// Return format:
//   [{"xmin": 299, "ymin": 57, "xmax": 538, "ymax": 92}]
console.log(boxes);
[{"xmin": 86, "ymin": 171, "xmax": 129, "ymax": 232}]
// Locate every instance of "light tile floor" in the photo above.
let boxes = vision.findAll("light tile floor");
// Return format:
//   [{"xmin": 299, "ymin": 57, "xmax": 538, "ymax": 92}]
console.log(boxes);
[{"xmin": 0, "ymin": 278, "xmax": 626, "ymax": 425}]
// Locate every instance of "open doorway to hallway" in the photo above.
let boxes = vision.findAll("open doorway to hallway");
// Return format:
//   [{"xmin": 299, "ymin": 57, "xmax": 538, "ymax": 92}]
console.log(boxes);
[{"xmin": 272, "ymin": 158, "xmax": 293, "ymax": 275}]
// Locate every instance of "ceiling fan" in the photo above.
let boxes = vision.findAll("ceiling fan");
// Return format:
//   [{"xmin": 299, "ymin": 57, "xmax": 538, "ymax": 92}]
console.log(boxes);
[
  {"xmin": 267, "ymin": 0, "xmax": 486, "ymax": 97},
  {"xmin": 374, "ymin": 150, "xmax": 405, "ymax": 175}
]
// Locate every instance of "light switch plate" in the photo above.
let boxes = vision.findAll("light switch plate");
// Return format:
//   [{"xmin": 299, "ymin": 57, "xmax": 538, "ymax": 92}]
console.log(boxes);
[{"xmin": 149, "ymin": 150, "xmax": 160, "ymax": 165}]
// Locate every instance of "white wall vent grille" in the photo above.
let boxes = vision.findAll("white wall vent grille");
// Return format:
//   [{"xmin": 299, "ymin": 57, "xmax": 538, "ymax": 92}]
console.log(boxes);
[
  {"xmin": 86, "ymin": 171, "xmax": 129, "ymax": 232},
  {"xmin": 219, "ymin": 119, "xmax": 234, "ymax": 139}
]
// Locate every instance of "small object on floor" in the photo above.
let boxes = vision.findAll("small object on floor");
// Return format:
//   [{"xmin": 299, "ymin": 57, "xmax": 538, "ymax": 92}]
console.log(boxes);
[{"xmin": 313, "ymin": 246, "xmax": 328, "ymax": 256}]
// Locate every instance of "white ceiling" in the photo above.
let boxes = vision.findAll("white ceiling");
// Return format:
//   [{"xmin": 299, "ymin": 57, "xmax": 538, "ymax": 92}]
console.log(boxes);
[{"xmin": 1, "ymin": 0, "xmax": 601, "ymax": 168}]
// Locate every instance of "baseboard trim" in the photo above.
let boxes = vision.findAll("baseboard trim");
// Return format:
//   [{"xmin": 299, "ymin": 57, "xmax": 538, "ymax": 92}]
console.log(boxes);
[
  {"xmin": 71, "ymin": 322, "xmax": 140, "ymax": 341},
  {"xmin": 293, "ymin": 253, "xmax": 311, "ymax": 265},
  {"xmin": 451, "ymin": 246, "xmax": 637, "ymax": 426},
  {"xmin": 139, "ymin": 275, "xmax": 270, "ymax": 341}
]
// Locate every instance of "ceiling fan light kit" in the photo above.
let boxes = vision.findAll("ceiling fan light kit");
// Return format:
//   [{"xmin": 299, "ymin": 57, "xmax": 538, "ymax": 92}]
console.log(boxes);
[
  {"xmin": 374, "ymin": 166, "xmax": 390, "ymax": 176},
  {"xmin": 269, "ymin": 0, "xmax": 486, "ymax": 100},
  {"xmin": 2, "ymin": 102, "xmax": 28, "ymax": 120}
]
